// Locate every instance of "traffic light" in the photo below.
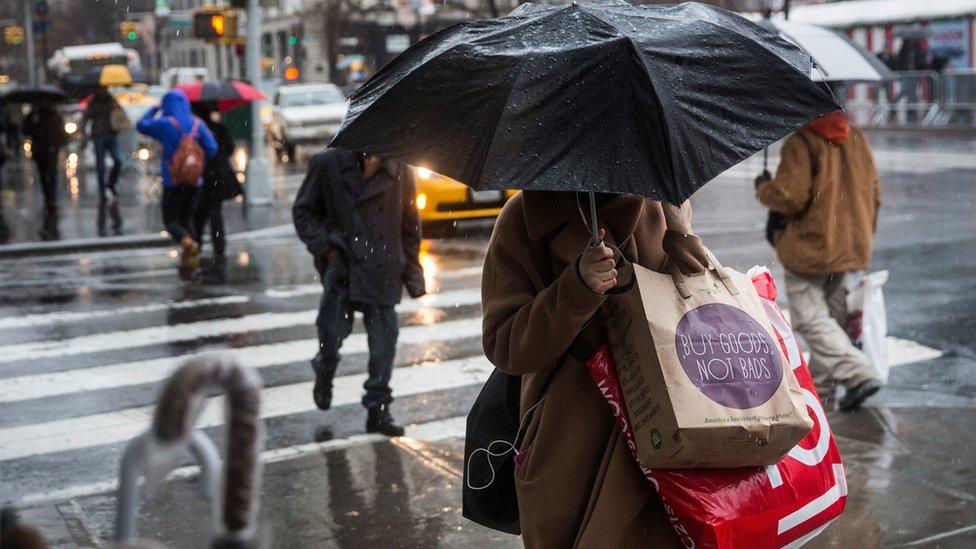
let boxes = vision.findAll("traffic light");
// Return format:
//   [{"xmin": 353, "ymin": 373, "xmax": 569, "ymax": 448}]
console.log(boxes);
[
  {"xmin": 120, "ymin": 21, "xmax": 140, "ymax": 42},
  {"xmin": 193, "ymin": 8, "xmax": 238, "ymax": 42},
  {"xmin": 3, "ymin": 25, "xmax": 25, "ymax": 46},
  {"xmin": 283, "ymin": 66, "xmax": 300, "ymax": 81}
]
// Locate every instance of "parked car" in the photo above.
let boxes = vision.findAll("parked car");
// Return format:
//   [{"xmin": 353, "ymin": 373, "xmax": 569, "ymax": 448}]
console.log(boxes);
[
  {"xmin": 268, "ymin": 82, "xmax": 347, "ymax": 162},
  {"xmin": 412, "ymin": 166, "xmax": 517, "ymax": 234}
]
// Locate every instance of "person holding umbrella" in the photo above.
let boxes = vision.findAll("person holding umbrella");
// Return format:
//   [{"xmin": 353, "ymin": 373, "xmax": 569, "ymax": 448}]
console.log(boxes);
[
  {"xmin": 136, "ymin": 90, "xmax": 217, "ymax": 271},
  {"xmin": 23, "ymin": 98, "xmax": 68, "ymax": 213},
  {"xmin": 330, "ymin": 1, "xmax": 837, "ymax": 543},
  {"xmin": 191, "ymin": 101, "xmax": 239, "ymax": 259}
]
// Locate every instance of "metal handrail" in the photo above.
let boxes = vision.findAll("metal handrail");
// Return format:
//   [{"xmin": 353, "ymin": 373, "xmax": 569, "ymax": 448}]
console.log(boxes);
[{"xmin": 115, "ymin": 355, "xmax": 264, "ymax": 548}]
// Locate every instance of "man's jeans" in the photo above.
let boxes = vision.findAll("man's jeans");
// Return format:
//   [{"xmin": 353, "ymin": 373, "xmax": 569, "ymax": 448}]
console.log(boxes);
[
  {"xmin": 785, "ymin": 270, "xmax": 876, "ymax": 400},
  {"xmin": 92, "ymin": 134, "xmax": 123, "ymax": 196},
  {"xmin": 314, "ymin": 282, "xmax": 398, "ymax": 409}
]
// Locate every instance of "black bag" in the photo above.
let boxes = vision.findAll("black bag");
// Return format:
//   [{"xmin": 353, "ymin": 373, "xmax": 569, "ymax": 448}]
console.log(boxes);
[
  {"xmin": 765, "ymin": 211, "xmax": 789, "ymax": 245},
  {"xmin": 461, "ymin": 368, "xmax": 524, "ymax": 535}
]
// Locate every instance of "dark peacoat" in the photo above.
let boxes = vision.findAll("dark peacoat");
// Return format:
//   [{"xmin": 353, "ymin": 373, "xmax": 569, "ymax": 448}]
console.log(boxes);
[{"xmin": 293, "ymin": 148, "xmax": 424, "ymax": 306}]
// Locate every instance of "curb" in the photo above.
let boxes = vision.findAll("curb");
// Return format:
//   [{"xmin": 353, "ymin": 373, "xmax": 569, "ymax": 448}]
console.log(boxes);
[
  {"xmin": 0, "ymin": 233, "xmax": 171, "ymax": 258},
  {"xmin": 0, "ymin": 224, "xmax": 297, "ymax": 259}
]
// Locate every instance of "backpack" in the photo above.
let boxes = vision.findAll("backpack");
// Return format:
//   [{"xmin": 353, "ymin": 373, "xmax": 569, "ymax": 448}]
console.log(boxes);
[{"xmin": 168, "ymin": 117, "xmax": 205, "ymax": 186}]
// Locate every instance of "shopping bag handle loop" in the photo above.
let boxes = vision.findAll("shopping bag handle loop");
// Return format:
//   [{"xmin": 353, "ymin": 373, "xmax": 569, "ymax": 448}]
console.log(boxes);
[{"xmin": 669, "ymin": 248, "xmax": 738, "ymax": 299}]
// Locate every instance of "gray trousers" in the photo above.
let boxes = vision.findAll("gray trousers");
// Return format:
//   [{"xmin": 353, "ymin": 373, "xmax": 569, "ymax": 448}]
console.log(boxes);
[{"xmin": 785, "ymin": 271, "xmax": 876, "ymax": 396}]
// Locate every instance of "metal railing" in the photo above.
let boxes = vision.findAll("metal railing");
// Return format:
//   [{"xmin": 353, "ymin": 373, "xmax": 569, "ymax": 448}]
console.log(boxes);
[{"xmin": 845, "ymin": 69, "xmax": 976, "ymax": 128}]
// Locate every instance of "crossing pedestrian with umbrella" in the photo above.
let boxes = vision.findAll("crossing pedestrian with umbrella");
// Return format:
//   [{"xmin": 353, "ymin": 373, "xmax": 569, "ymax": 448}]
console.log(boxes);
[{"xmin": 333, "ymin": 0, "xmax": 837, "ymax": 544}]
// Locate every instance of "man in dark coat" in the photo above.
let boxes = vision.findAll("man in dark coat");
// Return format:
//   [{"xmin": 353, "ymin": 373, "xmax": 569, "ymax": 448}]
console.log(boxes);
[{"xmin": 293, "ymin": 148, "xmax": 425, "ymax": 436}]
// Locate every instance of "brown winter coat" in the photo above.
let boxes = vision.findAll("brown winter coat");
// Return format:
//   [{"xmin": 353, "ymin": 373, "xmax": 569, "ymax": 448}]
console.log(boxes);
[
  {"xmin": 756, "ymin": 126, "xmax": 881, "ymax": 276},
  {"xmin": 482, "ymin": 191, "xmax": 682, "ymax": 549}
]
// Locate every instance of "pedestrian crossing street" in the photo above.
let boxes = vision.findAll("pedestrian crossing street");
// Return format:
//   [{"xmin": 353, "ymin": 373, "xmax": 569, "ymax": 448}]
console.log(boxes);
[{"xmin": 0, "ymin": 241, "xmax": 943, "ymax": 507}]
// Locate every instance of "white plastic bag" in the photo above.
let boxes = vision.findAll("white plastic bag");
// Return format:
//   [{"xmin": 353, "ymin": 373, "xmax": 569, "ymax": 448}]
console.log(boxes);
[{"xmin": 846, "ymin": 271, "xmax": 889, "ymax": 383}]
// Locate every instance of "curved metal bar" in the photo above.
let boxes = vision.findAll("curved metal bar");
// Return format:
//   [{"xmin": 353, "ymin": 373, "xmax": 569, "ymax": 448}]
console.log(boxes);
[{"xmin": 152, "ymin": 355, "xmax": 263, "ymax": 538}]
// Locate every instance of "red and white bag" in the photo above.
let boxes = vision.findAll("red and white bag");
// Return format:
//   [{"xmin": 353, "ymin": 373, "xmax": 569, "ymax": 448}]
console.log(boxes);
[{"xmin": 587, "ymin": 267, "xmax": 847, "ymax": 548}]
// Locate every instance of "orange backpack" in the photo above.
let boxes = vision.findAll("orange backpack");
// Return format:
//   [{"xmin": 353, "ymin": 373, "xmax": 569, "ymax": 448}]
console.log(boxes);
[{"xmin": 168, "ymin": 117, "xmax": 205, "ymax": 186}]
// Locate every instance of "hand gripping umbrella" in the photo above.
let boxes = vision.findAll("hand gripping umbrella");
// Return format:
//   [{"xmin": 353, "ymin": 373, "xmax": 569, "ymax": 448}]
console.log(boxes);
[{"xmin": 332, "ymin": 0, "xmax": 838, "ymax": 242}]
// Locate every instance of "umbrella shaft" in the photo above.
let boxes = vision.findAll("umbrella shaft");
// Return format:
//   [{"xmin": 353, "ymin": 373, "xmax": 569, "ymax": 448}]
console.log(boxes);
[{"xmin": 589, "ymin": 191, "xmax": 600, "ymax": 245}]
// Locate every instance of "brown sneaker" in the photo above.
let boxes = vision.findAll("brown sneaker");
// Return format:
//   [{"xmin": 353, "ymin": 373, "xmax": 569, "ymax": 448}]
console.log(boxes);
[{"xmin": 179, "ymin": 236, "xmax": 200, "ymax": 270}]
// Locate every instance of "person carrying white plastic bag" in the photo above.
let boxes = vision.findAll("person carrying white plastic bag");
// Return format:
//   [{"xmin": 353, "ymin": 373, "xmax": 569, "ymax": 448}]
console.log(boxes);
[{"xmin": 754, "ymin": 107, "xmax": 883, "ymax": 411}]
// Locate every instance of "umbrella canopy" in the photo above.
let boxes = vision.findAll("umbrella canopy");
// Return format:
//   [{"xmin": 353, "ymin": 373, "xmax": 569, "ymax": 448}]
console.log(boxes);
[
  {"xmin": 174, "ymin": 79, "xmax": 267, "ymax": 112},
  {"xmin": 0, "ymin": 84, "xmax": 68, "ymax": 104},
  {"xmin": 99, "ymin": 64, "xmax": 134, "ymax": 86},
  {"xmin": 332, "ymin": 0, "xmax": 838, "ymax": 205},
  {"xmin": 759, "ymin": 19, "xmax": 895, "ymax": 83}
]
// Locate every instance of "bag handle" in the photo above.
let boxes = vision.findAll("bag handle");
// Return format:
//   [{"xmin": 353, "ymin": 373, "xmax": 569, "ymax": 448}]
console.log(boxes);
[{"xmin": 669, "ymin": 248, "xmax": 738, "ymax": 299}]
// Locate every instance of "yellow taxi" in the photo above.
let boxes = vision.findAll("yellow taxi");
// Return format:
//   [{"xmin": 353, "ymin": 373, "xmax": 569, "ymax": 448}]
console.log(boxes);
[{"xmin": 412, "ymin": 166, "xmax": 517, "ymax": 229}]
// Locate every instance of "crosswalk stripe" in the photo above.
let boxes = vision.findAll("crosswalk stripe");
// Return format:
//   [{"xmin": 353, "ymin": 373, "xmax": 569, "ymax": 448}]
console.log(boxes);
[
  {"xmin": 0, "ymin": 295, "xmax": 250, "ymax": 330},
  {"xmin": 263, "ymin": 266, "xmax": 484, "ymax": 299},
  {"xmin": 0, "ymin": 288, "xmax": 483, "ymax": 363},
  {"xmin": 0, "ymin": 316, "xmax": 483, "ymax": 403},
  {"xmin": 0, "ymin": 354, "xmax": 493, "ymax": 462},
  {"xmin": 17, "ymin": 414, "xmax": 469, "ymax": 506}
]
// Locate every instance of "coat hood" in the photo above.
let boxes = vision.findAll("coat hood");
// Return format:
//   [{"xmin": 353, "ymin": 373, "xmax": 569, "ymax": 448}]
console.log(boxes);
[
  {"xmin": 160, "ymin": 89, "xmax": 193, "ymax": 125},
  {"xmin": 804, "ymin": 111, "xmax": 850, "ymax": 145}
]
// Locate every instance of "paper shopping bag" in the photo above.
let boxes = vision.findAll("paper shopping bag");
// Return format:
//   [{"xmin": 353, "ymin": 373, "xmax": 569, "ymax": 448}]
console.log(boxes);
[{"xmin": 603, "ymin": 252, "xmax": 812, "ymax": 468}]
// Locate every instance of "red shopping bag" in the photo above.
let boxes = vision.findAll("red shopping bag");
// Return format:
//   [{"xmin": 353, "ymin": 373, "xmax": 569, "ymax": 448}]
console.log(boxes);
[{"xmin": 587, "ymin": 268, "xmax": 846, "ymax": 548}]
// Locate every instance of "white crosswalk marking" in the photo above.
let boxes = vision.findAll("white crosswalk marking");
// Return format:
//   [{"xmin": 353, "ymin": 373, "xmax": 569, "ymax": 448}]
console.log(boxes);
[
  {"xmin": 0, "ymin": 355, "xmax": 492, "ymax": 462},
  {"xmin": 0, "ymin": 287, "xmax": 483, "ymax": 363},
  {"xmin": 0, "ymin": 316, "xmax": 483, "ymax": 403},
  {"xmin": 0, "ymin": 245, "xmax": 945, "ymax": 510}
]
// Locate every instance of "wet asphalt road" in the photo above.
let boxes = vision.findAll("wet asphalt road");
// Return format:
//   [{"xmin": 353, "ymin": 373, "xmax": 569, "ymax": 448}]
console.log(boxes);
[{"xmin": 1, "ymin": 133, "xmax": 975, "ymax": 547}]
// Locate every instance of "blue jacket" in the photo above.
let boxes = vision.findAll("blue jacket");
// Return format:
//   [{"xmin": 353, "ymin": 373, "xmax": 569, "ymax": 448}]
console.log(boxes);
[{"xmin": 136, "ymin": 90, "xmax": 217, "ymax": 188}]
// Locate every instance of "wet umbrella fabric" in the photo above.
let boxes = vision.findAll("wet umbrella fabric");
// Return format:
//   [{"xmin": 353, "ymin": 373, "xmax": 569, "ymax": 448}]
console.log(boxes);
[
  {"xmin": 0, "ymin": 85, "xmax": 68, "ymax": 104},
  {"xmin": 758, "ymin": 19, "xmax": 895, "ymax": 83},
  {"xmin": 175, "ymin": 80, "xmax": 267, "ymax": 112},
  {"xmin": 332, "ymin": 0, "xmax": 838, "ymax": 206}
]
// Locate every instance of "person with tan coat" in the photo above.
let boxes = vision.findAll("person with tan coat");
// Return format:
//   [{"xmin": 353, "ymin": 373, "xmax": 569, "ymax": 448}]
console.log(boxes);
[
  {"xmin": 481, "ymin": 191, "xmax": 707, "ymax": 548},
  {"xmin": 755, "ymin": 110, "xmax": 882, "ymax": 411}
]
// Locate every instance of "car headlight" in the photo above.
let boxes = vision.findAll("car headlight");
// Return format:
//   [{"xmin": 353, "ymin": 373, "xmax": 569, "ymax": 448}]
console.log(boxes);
[
  {"xmin": 137, "ymin": 147, "xmax": 150, "ymax": 161},
  {"xmin": 64, "ymin": 122, "xmax": 78, "ymax": 134},
  {"xmin": 416, "ymin": 167, "xmax": 433, "ymax": 179}
]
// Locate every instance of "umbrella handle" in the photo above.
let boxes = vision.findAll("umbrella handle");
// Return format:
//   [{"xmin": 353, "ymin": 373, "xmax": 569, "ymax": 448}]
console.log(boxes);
[{"xmin": 587, "ymin": 191, "xmax": 602, "ymax": 247}]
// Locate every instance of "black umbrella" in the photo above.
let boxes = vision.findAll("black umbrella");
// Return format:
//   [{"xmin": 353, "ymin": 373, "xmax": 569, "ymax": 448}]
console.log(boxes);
[
  {"xmin": 0, "ymin": 84, "xmax": 68, "ymax": 105},
  {"xmin": 333, "ymin": 0, "xmax": 838, "ymax": 239}
]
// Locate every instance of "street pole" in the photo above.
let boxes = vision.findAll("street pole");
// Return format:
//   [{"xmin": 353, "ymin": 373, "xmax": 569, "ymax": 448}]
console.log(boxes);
[
  {"xmin": 244, "ymin": 0, "xmax": 272, "ymax": 206},
  {"xmin": 23, "ymin": 0, "xmax": 36, "ymax": 86}
]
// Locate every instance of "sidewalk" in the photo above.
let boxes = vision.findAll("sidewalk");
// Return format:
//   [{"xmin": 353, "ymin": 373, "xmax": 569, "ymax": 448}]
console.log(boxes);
[{"xmin": 16, "ymin": 362, "xmax": 976, "ymax": 548}]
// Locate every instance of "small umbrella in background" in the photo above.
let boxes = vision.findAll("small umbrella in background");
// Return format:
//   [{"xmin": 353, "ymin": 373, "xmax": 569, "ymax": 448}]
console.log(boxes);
[
  {"xmin": 174, "ymin": 79, "xmax": 267, "ymax": 112},
  {"xmin": 758, "ymin": 19, "xmax": 895, "ymax": 83},
  {"xmin": 0, "ymin": 84, "xmax": 68, "ymax": 105},
  {"xmin": 333, "ymin": 0, "xmax": 837, "ymax": 241},
  {"xmin": 97, "ymin": 64, "xmax": 135, "ymax": 86}
]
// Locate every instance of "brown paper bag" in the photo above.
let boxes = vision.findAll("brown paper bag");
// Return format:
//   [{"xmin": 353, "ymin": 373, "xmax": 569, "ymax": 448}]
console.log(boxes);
[{"xmin": 603, "ymin": 252, "xmax": 812, "ymax": 469}]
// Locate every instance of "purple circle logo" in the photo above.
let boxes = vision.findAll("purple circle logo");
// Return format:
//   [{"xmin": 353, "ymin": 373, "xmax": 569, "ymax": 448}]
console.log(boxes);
[{"xmin": 674, "ymin": 303, "xmax": 784, "ymax": 410}]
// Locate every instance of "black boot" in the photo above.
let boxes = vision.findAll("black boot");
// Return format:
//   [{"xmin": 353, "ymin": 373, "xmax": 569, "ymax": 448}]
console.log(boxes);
[
  {"xmin": 311, "ymin": 353, "xmax": 337, "ymax": 411},
  {"xmin": 366, "ymin": 404, "xmax": 405, "ymax": 437}
]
